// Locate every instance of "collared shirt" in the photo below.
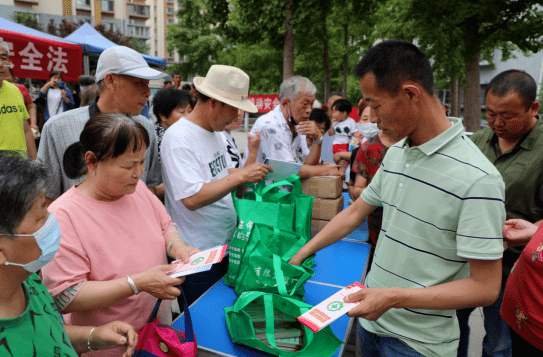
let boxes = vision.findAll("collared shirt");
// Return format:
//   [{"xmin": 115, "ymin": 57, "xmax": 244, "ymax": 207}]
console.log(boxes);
[
  {"xmin": 243, "ymin": 105, "xmax": 310, "ymax": 165},
  {"xmin": 37, "ymin": 98, "xmax": 162, "ymax": 199},
  {"xmin": 470, "ymin": 119, "xmax": 543, "ymax": 277},
  {"xmin": 360, "ymin": 118, "xmax": 506, "ymax": 357}
]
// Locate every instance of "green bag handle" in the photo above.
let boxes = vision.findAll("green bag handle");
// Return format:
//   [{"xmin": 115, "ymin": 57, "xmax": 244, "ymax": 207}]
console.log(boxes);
[
  {"xmin": 272, "ymin": 254, "xmax": 310, "ymax": 298},
  {"xmin": 263, "ymin": 294, "xmax": 277, "ymax": 349},
  {"xmin": 231, "ymin": 182, "xmax": 257, "ymax": 202}
]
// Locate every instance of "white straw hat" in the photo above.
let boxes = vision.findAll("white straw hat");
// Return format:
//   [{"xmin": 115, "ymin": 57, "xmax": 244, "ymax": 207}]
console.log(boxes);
[
  {"xmin": 95, "ymin": 46, "xmax": 167, "ymax": 82},
  {"xmin": 194, "ymin": 65, "xmax": 258, "ymax": 113}
]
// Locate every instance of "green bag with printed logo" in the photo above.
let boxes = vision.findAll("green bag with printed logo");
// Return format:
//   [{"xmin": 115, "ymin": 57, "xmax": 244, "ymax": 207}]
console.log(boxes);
[
  {"xmin": 232, "ymin": 175, "xmax": 313, "ymax": 241},
  {"xmin": 231, "ymin": 223, "xmax": 316, "ymax": 298},
  {"xmin": 224, "ymin": 291, "xmax": 343, "ymax": 357}
]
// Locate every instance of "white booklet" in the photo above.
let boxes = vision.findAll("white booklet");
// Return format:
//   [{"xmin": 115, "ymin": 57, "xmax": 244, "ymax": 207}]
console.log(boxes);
[
  {"xmin": 165, "ymin": 244, "xmax": 228, "ymax": 278},
  {"xmin": 264, "ymin": 159, "xmax": 302, "ymax": 181}
]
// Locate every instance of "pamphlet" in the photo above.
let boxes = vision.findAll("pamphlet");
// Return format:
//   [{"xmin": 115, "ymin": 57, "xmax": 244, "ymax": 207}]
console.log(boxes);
[
  {"xmin": 264, "ymin": 159, "xmax": 302, "ymax": 181},
  {"xmin": 166, "ymin": 244, "xmax": 228, "ymax": 278},
  {"xmin": 298, "ymin": 282, "xmax": 366, "ymax": 333}
]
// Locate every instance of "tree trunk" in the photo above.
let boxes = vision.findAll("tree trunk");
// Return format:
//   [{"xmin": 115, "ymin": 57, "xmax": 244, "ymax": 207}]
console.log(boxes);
[
  {"xmin": 283, "ymin": 3, "xmax": 295, "ymax": 79},
  {"xmin": 464, "ymin": 52, "xmax": 481, "ymax": 132},
  {"xmin": 457, "ymin": 75, "xmax": 463, "ymax": 118},
  {"xmin": 324, "ymin": 39, "xmax": 330, "ymax": 104},
  {"xmin": 450, "ymin": 74, "xmax": 459, "ymax": 117},
  {"xmin": 464, "ymin": 19, "xmax": 481, "ymax": 132},
  {"xmin": 342, "ymin": 23, "xmax": 348, "ymax": 97}
]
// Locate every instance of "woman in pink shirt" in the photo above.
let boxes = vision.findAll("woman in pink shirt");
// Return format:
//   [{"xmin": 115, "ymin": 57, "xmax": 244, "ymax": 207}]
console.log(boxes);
[{"xmin": 42, "ymin": 113, "xmax": 199, "ymax": 357}]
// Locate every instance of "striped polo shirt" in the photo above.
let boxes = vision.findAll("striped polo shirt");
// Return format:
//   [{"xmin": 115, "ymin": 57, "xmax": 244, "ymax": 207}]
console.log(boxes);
[{"xmin": 359, "ymin": 118, "xmax": 506, "ymax": 357}]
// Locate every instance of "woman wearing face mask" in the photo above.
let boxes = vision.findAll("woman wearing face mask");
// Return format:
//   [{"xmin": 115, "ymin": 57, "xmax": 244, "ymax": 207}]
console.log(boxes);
[
  {"xmin": 349, "ymin": 105, "xmax": 403, "ymax": 256},
  {"xmin": 0, "ymin": 155, "xmax": 138, "ymax": 356},
  {"xmin": 41, "ymin": 113, "xmax": 199, "ymax": 357}
]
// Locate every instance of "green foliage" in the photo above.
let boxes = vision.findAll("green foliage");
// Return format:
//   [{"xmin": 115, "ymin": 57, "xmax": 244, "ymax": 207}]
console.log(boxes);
[
  {"xmin": 166, "ymin": 0, "xmax": 225, "ymax": 77},
  {"xmin": 11, "ymin": 12, "xmax": 42, "ymax": 31}
]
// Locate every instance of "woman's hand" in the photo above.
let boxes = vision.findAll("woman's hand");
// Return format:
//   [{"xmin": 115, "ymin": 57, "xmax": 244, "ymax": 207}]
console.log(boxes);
[
  {"xmin": 170, "ymin": 241, "xmax": 200, "ymax": 264},
  {"xmin": 89, "ymin": 321, "xmax": 138, "ymax": 357},
  {"xmin": 502, "ymin": 219, "xmax": 537, "ymax": 248},
  {"xmin": 132, "ymin": 265, "xmax": 185, "ymax": 300}
]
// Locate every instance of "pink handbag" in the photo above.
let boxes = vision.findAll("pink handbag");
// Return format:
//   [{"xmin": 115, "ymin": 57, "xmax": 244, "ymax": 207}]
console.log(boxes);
[{"xmin": 134, "ymin": 288, "xmax": 197, "ymax": 357}]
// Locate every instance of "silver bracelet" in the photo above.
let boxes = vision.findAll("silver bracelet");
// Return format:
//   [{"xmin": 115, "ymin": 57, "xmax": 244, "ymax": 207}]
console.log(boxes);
[
  {"xmin": 126, "ymin": 275, "xmax": 139, "ymax": 295},
  {"xmin": 87, "ymin": 326, "xmax": 97, "ymax": 351},
  {"xmin": 166, "ymin": 237, "xmax": 185, "ymax": 259}
]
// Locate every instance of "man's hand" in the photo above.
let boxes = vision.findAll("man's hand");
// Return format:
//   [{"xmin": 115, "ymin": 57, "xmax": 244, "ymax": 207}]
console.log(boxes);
[
  {"xmin": 502, "ymin": 219, "xmax": 537, "ymax": 248},
  {"xmin": 238, "ymin": 162, "xmax": 272, "ymax": 183},
  {"xmin": 344, "ymin": 287, "xmax": 400, "ymax": 321},
  {"xmin": 248, "ymin": 131, "xmax": 261, "ymax": 153},
  {"xmin": 297, "ymin": 120, "xmax": 323, "ymax": 140},
  {"xmin": 90, "ymin": 321, "xmax": 138, "ymax": 357}
]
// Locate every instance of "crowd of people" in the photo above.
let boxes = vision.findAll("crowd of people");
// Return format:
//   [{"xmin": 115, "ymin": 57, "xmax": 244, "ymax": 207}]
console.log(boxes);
[{"xmin": 1, "ymin": 37, "xmax": 542, "ymax": 357}]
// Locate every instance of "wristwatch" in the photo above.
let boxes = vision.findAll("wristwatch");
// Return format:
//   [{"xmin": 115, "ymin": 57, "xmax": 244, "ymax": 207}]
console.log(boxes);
[{"xmin": 313, "ymin": 136, "xmax": 323, "ymax": 144}]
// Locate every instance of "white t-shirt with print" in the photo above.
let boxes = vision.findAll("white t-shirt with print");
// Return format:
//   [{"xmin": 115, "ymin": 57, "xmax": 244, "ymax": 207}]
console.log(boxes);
[
  {"xmin": 160, "ymin": 118, "xmax": 237, "ymax": 251},
  {"xmin": 244, "ymin": 105, "xmax": 310, "ymax": 165},
  {"xmin": 332, "ymin": 117, "xmax": 358, "ymax": 145},
  {"xmin": 220, "ymin": 131, "xmax": 241, "ymax": 169}
]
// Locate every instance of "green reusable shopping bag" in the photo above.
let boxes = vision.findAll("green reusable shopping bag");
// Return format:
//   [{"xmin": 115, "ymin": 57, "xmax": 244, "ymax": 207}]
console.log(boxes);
[
  {"xmin": 225, "ymin": 291, "xmax": 343, "ymax": 357},
  {"xmin": 224, "ymin": 219, "xmax": 255, "ymax": 287},
  {"xmin": 232, "ymin": 175, "xmax": 313, "ymax": 241},
  {"xmin": 233, "ymin": 224, "xmax": 316, "ymax": 298}
]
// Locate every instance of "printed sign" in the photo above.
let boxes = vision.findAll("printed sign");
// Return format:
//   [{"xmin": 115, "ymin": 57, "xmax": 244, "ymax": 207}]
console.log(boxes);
[{"xmin": 248, "ymin": 95, "xmax": 280, "ymax": 113}]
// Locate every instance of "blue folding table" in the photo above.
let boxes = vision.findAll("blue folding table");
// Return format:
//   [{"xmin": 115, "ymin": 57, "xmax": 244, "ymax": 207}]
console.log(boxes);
[{"xmin": 172, "ymin": 231, "xmax": 371, "ymax": 357}]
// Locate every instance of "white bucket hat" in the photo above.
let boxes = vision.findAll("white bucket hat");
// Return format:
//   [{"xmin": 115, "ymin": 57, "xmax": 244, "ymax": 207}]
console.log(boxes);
[
  {"xmin": 95, "ymin": 46, "xmax": 167, "ymax": 82},
  {"xmin": 194, "ymin": 65, "xmax": 258, "ymax": 113}
]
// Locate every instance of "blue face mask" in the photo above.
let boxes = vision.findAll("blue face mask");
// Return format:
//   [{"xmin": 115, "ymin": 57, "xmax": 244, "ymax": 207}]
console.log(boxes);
[{"xmin": 5, "ymin": 213, "xmax": 61, "ymax": 273}]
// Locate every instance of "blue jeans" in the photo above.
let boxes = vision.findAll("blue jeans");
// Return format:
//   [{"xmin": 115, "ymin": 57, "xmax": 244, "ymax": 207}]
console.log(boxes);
[
  {"xmin": 457, "ymin": 287, "xmax": 512, "ymax": 357},
  {"xmin": 357, "ymin": 323, "xmax": 425, "ymax": 357}
]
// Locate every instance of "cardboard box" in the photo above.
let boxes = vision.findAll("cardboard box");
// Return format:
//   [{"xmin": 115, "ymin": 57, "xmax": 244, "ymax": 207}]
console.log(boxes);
[
  {"xmin": 301, "ymin": 176, "xmax": 343, "ymax": 199},
  {"xmin": 311, "ymin": 219, "xmax": 330, "ymax": 238},
  {"xmin": 312, "ymin": 195, "xmax": 344, "ymax": 220}
]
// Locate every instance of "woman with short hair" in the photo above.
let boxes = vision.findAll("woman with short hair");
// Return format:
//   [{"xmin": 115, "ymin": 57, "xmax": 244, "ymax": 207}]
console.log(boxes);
[
  {"xmin": 42, "ymin": 113, "xmax": 199, "ymax": 357},
  {"xmin": 0, "ymin": 155, "xmax": 138, "ymax": 356}
]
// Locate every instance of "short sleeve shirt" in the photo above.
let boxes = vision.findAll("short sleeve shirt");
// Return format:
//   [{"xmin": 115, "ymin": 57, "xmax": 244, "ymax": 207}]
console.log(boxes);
[
  {"xmin": 0, "ymin": 81, "xmax": 29, "ymax": 154},
  {"xmin": 244, "ymin": 105, "xmax": 310, "ymax": 165},
  {"xmin": 359, "ymin": 118, "xmax": 506, "ymax": 357},
  {"xmin": 0, "ymin": 274, "xmax": 77, "ymax": 357},
  {"xmin": 332, "ymin": 117, "xmax": 358, "ymax": 145},
  {"xmin": 13, "ymin": 83, "xmax": 33, "ymax": 107},
  {"xmin": 220, "ymin": 131, "xmax": 241, "ymax": 169},
  {"xmin": 161, "ymin": 118, "xmax": 237, "ymax": 251}
]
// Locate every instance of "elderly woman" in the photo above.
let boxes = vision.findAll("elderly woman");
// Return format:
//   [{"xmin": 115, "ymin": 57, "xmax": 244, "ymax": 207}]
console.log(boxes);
[
  {"xmin": 42, "ymin": 113, "xmax": 199, "ymax": 356},
  {"xmin": 0, "ymin": 155, "xmax": 137, "ymax": 356}
]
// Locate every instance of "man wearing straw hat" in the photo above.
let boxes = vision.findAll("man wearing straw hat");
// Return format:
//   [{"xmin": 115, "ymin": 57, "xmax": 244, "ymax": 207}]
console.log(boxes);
[{"xmin": 161, "ymin": 64, "xmax": 272, "ymax": 305}]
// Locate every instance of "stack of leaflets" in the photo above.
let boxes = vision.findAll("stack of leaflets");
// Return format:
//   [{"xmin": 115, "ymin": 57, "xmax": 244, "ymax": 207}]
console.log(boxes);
[
  {"xmin": 245, "ymin": 300, "xmax": 305, "ymax": 352},
  {"xmin": 165, "ymin": 244, "xmax": 228, "ymax": 278}
]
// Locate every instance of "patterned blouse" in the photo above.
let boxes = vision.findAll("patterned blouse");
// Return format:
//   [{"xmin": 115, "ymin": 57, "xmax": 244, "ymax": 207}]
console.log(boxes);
[
  {"xmin": 155, "ymin": 122, "xmax": 166, "ymax": 163},
  {"xmin": 501, "ymin": 224, "xmax": 543, "ymax": 351},
  {"xmin": 351, "ymin": 135, "xmax": 389, "ymax": 247}
]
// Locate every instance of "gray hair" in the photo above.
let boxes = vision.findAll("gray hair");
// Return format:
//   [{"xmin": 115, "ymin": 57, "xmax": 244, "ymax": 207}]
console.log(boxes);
[
  {"xmin": 279, "ymin": 76, "xmax": 317, "ymax": 102},
  {"xmin": 0, "ymin": 155, "xmax": 48, "ymax": 236},
  {"xmin": 0, "ymin": 41, "xmax": 9, "ymax": 55},
  {"xmin": 327, "ymin": 91, "xmax": 344, "ymax": 102}
]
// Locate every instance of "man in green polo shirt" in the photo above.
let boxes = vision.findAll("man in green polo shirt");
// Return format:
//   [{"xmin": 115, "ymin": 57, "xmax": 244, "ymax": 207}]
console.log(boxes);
[
  {"xmin": 289, "ymin": 40, "xmax": 506, "ymax": 357},
  {"xmin": 457, "ymin": 70, "xmax": 543, "ymax": 357}
]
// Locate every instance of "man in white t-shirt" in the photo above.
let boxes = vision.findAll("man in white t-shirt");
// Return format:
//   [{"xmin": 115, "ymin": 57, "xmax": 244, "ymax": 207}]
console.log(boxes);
[
  {"xmin": 161, "ymin": 65, "xmax": 271, "ymax": 306},
  {"xmin": 244, "ymin": 76, "xmax": 343, "ymax": 178}
]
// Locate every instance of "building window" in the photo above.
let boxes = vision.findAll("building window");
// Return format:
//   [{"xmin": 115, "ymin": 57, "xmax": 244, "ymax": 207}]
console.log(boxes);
[
  {"xmin": 167, "ymin": 19, "xmax": 174, "ymax": 25},
  {"xmin": 76, "ymin": 0, "xmax": 91, "ymax": 7},
  {"xmin": 102, "ymin": 1, "xmax": 114, "ymax": 12},
  {"xmin": 167, "ymin": 7, "xmax": 174, "ymax": 14},
  {"xmin": 127, "ymin": 4, "xmax": 150, "ymax": 17}
]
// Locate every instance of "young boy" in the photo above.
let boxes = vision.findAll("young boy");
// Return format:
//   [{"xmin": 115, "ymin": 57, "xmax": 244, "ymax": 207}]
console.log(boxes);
[
  {"xmin": 327, "ymin": 98, "xmax": 360, "ymax": 165},
  {"xmin": 306, "ymin": 108, "xmax": 331, "ymax": 149}
]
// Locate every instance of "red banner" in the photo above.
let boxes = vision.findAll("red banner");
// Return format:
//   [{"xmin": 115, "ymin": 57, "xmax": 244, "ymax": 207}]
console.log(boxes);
[
  {"xmin": 248, "ymin": 94, "xmax": 280, "ymax": 113},
  {"xmin": 0, "ymin": 29, "xmax": 82, "ymax": 82}
]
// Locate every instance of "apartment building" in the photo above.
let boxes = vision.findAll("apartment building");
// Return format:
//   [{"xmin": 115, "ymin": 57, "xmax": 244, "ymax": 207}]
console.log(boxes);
[{"xmin": 0, "ymin": 0, "xmax": 180, "ymax": 64}]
